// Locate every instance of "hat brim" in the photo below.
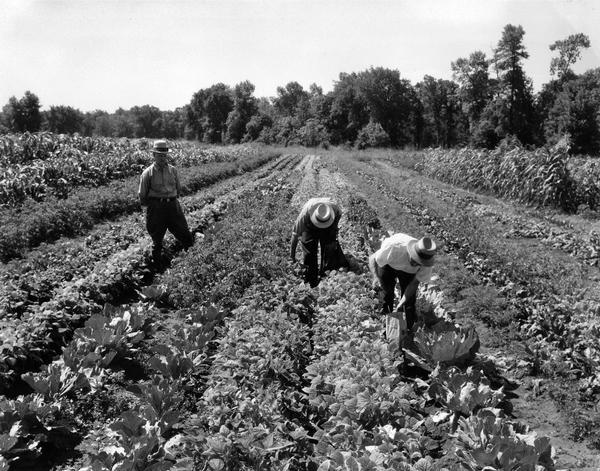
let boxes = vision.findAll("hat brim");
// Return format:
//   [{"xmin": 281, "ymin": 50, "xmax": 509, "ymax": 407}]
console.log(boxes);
[
  {"xmin": 153, "ymin": 149, "xmax": 170, "ymax": 154},
  {"xmin": 407, "ymin": 239, "xmax": 435, "ymax": 267},
  {"xmin": 311, "ymin": 216, "xmax": 334, "ymax": 229},
  {"xmin": 310, "ymin": 213, "xmax": 335, "ymax": 229}
]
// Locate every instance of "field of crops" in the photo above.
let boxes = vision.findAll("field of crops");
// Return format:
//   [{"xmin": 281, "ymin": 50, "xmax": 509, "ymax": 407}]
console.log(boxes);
[
  {"xmin": 1, "ymin": 135, "xmax": 600, "ymax": 470},
  {"xmin": 0, "ymin": 133, "xmax": 252, "ymax": 206},
  {"xmin": 407, "ymin": 143, "xmax": 600, "ymax": 213}
]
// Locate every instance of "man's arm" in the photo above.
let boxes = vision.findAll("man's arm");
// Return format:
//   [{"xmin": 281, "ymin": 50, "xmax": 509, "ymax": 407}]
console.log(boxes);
[
  {"xmin": 173, "ymin": 167, "xmax": 182, "ymax": 197},
  {"xmin": 395, "ymin": 277, "xmax": 420, "ymax": 311},
  {"xmin": 290, "ymin": 211, "xmax": 306, "ymax": 260},
  {"xmin": 290, "ymin": 232, "xmax": 299, "ymax": 261},
  {"xmin": 138, "ymin": 171, "xmax": 150, "ymax": 206},
  {"xmin": 332, "ymin": 205, "xmax": 342, "ymax": 235}
]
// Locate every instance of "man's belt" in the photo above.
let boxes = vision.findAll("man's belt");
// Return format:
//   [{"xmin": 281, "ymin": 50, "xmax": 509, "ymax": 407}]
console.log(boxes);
[{"xmin": 148, "ymin": 196, "xmax": 177, "ymax": 202}]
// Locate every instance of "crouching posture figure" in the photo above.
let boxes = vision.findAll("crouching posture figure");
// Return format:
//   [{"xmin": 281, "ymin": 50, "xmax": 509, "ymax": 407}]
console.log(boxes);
[
  {"xmin": 369, "ymin": 233, "xmax": 437, "ymax": 331},
  {"xmin": 290, "ymin": 197, "xmax": 346, "ymax": 287}
]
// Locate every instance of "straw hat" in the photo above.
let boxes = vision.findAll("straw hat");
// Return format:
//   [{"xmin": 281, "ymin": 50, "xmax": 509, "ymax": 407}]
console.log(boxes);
[
  {"xmin": 310, "ymin": 203, "xmax": 335, "ymax": 229},
  {"xmin": 407, "ymin": 237, "xmax": 437, "ymax": 267},
  {"xmin": 152, "ymin": 139, "xmax": 170, "ymax": 154}
]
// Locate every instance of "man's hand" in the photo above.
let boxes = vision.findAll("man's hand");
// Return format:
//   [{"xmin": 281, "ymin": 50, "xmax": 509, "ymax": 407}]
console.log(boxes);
[
  {"xmin": 386, "ymin": 311, "xmax": 405, "ymax": 321},
  {"xmin": 396, "ymin": 296, "xmax": 406, "ymax": 311}
]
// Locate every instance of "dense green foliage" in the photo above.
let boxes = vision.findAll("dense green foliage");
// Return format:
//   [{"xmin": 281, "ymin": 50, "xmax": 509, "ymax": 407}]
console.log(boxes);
[
  {"xmin": 415, "ymin": 141, "xmax": 590, "ymax": 211},
  {"xmin": 0, "ymin": 132, "xmax": 258, "ymax": 206},
  {"xmin": 1, "ymin": 26, "xmax": 597, "ymax": 154}
]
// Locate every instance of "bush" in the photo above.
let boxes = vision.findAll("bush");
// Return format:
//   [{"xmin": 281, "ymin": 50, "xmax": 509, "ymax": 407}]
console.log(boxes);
[
  {"xmin": 354, "ymin": 120, "xmax": 390, "ymax": 149},
  {"xmin": 496, "ymin": 134, "xmax": 524, "ymax": 152},
  {"xmin": 243, "ymin": 113, "xmax": 273, "ymax": 142},
  {"xmin": 296, "ymin": 118, "xmax": 330, "ymax": 148}
]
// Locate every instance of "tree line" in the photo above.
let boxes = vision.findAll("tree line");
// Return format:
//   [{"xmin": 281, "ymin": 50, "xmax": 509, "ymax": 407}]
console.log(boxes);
[{"xmin": 2, "ymin": 25, "xmax": 598, "ymax": 154}]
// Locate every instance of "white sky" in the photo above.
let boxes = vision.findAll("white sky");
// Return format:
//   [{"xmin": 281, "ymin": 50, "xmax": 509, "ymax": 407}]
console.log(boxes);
[{"xmin": 1, "ymin": 0, "xmax": 598, "ymax": 112}]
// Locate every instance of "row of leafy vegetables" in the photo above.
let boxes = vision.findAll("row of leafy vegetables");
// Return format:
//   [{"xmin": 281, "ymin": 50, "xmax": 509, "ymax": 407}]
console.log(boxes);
[
  {"xmin": 0, "ymin": 148, "xmax": 279, "ymax": 263},
  {"xmin": 1, "ymin": 154, "xmax": 555, "ymax": 469},
  {"xmin": 0, "ymin": 154, "xmax": 301, "ymax": 469},
  {"xmin": 346, "ymin": 155, "xmax": 600, "ymax": 441},
  {"xmin": 294, "ymin": 162, "xmax": 554, "ymax": 469},
  {"xmin": 0, "ymin": 153, "xmax": 298, "ymax": 399}
]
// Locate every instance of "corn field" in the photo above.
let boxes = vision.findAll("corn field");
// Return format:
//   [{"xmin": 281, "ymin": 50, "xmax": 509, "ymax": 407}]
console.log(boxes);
[{"xmin": 416, "ymin": 144, "xmax": 600, "ymax": 212}]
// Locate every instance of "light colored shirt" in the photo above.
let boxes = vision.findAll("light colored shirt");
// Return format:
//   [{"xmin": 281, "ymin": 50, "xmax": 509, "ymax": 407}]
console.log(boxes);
[
  {"xmin": 374, "ymin": 233, "xmax": 433, "ymax": 282},
  {"xmin": 138, "ymin": 163, "xmax": 181, "ymax": 204},
  {"xmin": 292, "ymin": 197, "xmax": 341, "ymax": 235}
]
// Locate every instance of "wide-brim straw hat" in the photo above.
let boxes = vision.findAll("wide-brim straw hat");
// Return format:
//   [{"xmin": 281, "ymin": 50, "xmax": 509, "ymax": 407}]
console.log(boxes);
[
  {"xmin": 152, "ymin": 139, "xmax": 170, "ymax": 154},
  {"xmin": 407, "ymin": 237, "xmax": 437, "ymax": 267},
  {"xmin": 310, "ymin": 203, "xmax": 335, "ymax": 229}
]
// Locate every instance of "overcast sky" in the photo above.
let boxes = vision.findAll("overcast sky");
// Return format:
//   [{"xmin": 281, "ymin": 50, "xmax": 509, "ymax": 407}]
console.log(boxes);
[{"xmin": 1, "ymin": 0, "xmax": 598, "ymax": 113}]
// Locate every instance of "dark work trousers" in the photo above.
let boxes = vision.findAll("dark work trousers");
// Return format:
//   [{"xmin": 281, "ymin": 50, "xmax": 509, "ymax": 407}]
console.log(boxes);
[
  {"xmin": 146, "ymin": 199, "xmax": 193, "ymax": 262},
  {"xmin": 374, "ymin": 263, "xmax": 418, "ymax": 330},
  {"xmin": 300, "ymin": 227, "xmax": 337, "ymax": 287}
]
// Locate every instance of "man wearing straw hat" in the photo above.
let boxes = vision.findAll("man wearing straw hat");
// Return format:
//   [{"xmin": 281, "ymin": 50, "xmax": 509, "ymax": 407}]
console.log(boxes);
[
  {"xmin": 139, "ymin": 139, "xmax": 194, "ymax": 267},
  {"xmin": 369, "ymin": 233, "xmax": 437, "ymax": 333},
  {"xmin": 290, "ymin": 197, "xmax": 346, "ymax": 287}
]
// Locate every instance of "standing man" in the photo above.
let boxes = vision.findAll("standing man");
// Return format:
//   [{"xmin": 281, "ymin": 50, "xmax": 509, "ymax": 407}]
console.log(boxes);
[
  {"xmin": 139, "ymin": 139, "xmax": 194, "ymax": 266},
  {"xmin": 369, "ymin": 233, "xmax": 437, "ymax": 331},
  {"xmin": 290, "ymin": 197, "xmax": 346, "ymax": 287}
]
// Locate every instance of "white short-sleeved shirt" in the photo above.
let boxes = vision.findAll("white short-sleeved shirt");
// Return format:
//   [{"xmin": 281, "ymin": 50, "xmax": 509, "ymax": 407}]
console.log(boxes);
[{"xmin": 374, "ymin": 233, "xmax": 433, "ymax": 282}]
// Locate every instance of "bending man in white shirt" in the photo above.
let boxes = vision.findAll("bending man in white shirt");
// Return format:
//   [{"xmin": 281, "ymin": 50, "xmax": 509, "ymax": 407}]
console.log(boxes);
[{"xmin": 369, "ymin": 233, "xmax": 437, "ymax": 330}]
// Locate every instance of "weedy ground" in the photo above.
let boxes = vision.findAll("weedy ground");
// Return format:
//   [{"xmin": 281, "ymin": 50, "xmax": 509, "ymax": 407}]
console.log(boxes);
[{"xmin": 321, "ymin": 147, "xmax": 600, "ymax": 468}]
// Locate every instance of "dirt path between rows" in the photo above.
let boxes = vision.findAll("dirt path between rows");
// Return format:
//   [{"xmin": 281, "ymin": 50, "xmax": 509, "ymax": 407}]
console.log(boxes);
[
  {"xmin": 326, "ymin": 155, "xmax": 600, "ymax": 469},
  {"xmin": 472, "ymin": 315, "xmax": 600, "ymax": 469}
]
